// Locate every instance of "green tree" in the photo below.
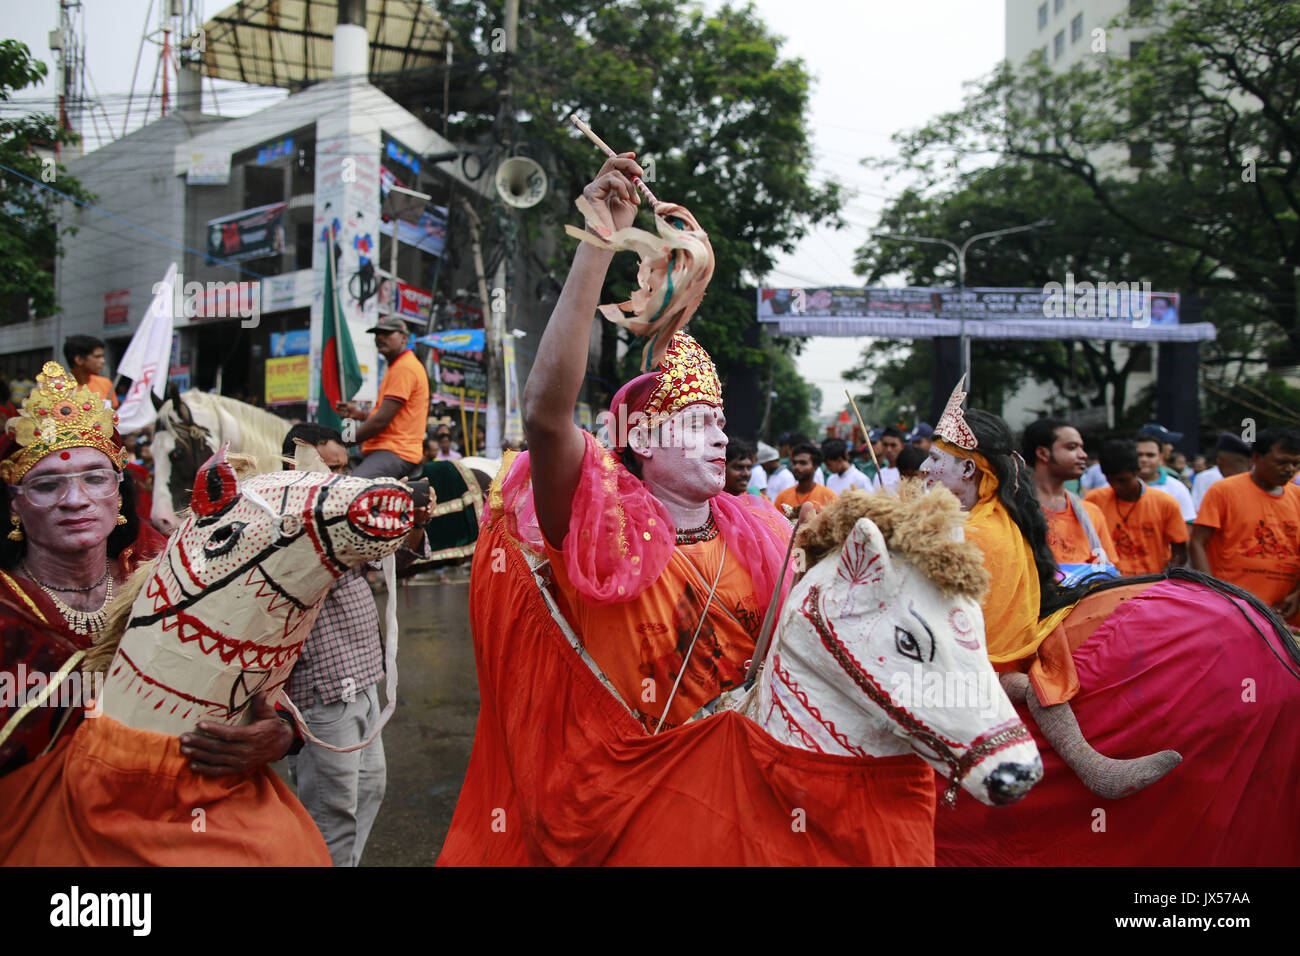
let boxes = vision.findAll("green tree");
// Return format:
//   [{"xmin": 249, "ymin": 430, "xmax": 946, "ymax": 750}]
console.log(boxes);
[
  {"xmin": 0, "ymin": 40, "xmax": 93, "ymax": 322},
  {"xmin": 853, "ymin": 0, "xmax": 1300, "ymax": 417},
  {"xmin": 436, "ymin": 0, "xmax": 842, "ymax": 426}
]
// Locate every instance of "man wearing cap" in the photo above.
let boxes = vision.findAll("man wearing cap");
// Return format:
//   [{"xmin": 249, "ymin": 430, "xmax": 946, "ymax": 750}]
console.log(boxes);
[
  {"xmin": 1135, "ymin": 425, "xmax": 1195, "ymax": 523},
  {"xmin": 336, "ymin": 317, "xmax": 430, "ymax": 480},
  {"xmin": 1192, "ymin": 434, "xmax": 1252, "ymax": 514},
  {"xmin": 908, "ymin": 422, "xmax": 934, "ymax": 453}
]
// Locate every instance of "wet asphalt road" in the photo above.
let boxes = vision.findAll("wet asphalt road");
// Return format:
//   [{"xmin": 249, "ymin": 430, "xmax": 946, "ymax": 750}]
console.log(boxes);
[{"xmin": 274, "ymin": 571, "xmax": 479, "ymax": 867}]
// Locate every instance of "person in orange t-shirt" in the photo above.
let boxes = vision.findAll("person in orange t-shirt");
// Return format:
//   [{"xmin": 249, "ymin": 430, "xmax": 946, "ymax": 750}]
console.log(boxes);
[
  {"xmin": 337, "ymin": 317, "xmax": 430, "ymax": 480},
  {"xmin": 1025, "ymin": 418, "xmax": 1118, "ymax": 566},
  {"xmin": 62, "ymin": 334, "xmax": 119, "ymax": 410},
  {"xmin": 1191, "ymin": 428, "xmax": 1300, "ymax": 625},
  {"xmin": 1085, "ymin": 440, "xmax": 1187, "ymax": 576},
  {"xmin": 773, "ymin": 442, "xmax": 837, "ymax": 514}
]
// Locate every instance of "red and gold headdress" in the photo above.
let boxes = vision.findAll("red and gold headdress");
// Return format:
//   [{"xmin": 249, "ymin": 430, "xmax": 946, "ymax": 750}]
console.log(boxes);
[
  {"xmin": 933, "ymin": 374, "xmax": 978, "ymax": 452},
  {"xmin": 607, "ymin": 332, "xmax": 722, "ymax": 451},
  {"xmin": 0, "ymin": 361, "xmax": 128, "ymax": 484}
]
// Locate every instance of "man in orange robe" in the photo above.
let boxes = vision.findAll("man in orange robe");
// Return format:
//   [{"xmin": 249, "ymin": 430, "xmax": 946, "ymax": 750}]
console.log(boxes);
[{"xmin": 438, "ymin": 156, "xmax": 937, "ymax": 865}]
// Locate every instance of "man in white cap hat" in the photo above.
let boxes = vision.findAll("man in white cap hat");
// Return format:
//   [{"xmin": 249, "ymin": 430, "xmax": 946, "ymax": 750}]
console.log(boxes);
[{"xmin": 750, "ymin": 440, "xmax": 779, "ymax": 496}]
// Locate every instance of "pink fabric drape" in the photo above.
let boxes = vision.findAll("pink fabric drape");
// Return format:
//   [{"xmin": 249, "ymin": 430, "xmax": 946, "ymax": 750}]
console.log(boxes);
[{"xmin": 490, "ymin": 431, "xmax": 792, "ymax": 611}]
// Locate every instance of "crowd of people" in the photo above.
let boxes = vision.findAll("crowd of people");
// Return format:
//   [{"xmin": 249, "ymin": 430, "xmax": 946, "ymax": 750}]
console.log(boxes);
[
  {"xmin": 720, "ymin": 411, "xmax": 1300, "ymax": 625},
  {"xmin": 2, "ymin": 150, "xmax": 1297, "ymax": 868}
]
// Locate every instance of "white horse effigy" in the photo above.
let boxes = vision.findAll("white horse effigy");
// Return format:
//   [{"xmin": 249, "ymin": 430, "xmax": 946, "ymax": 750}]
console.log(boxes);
[
  {"xmin": 439, "ymin": 479, "xmax": 1039, "ymax": 865},
  {"xmin": 723, "ymin": 484, "xmax": 1042, "ymax": 810},
  {"xmin": 0, "ymin": 444, "xmax": 414, "ymax": 865}
]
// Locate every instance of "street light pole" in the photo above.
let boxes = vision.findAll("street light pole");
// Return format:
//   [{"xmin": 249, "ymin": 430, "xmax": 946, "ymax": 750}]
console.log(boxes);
[{"xmin": 873, "ymin": 219, "xmax": 1051, "ymax": 392}]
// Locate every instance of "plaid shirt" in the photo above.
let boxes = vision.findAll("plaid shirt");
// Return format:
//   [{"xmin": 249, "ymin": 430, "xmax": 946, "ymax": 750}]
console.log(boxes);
[{"xmin": 288, "ymin": 538, "xmax": 429, "ymax": 707}]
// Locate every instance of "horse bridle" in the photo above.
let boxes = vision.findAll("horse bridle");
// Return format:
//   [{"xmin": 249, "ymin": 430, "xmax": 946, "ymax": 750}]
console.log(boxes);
[{"xmin": 801, "ymin": 585, "xmax": 1033, "ymax": 808}]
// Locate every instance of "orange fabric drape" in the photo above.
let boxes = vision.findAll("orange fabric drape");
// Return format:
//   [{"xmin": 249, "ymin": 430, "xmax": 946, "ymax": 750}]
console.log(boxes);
[
  {"xmin": 437, "ymin": 523, "xmax": 937, "ymax": 866},
  {"xmin": 0, "ymin": 714, "xmax": 329, "ymax": 866}
]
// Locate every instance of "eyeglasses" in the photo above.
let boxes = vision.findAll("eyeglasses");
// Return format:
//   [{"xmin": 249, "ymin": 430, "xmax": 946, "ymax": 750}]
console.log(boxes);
[{"xmin": 9, "ymin": 468, "xmax": 122, "ymax": 507}]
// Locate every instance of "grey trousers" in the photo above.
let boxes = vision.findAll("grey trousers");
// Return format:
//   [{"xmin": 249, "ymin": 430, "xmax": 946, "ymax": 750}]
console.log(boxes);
[
  {"xmin": 352, "ymin": 448, "xmax": 420, "ymax": 480},
  {"xmin": 290, "ymin": 683, "xmax": 387, "ymax": 867}
]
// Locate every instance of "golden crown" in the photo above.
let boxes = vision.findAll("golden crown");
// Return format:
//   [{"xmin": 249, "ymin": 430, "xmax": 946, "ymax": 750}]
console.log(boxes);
[
  {"xmin": 642, "ymin": 332, "xmax": 722, "ymax": 421},
  {"xmin": 0, "ymin": 362, "xmax": 127, "ymax": 484}
]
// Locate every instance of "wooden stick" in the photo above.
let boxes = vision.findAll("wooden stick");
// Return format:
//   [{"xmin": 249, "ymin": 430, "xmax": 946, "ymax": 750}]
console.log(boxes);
[
  {"xmin": 846, "ymin": 389, "xmax": 888, "ymax": 491},
  {"xmin": 568, "ymin": 113, "xmax": 659, "ymax": 205},
  {"xmin": 744, "ymin": 510, "xmax": 806, "ymax": 689}
]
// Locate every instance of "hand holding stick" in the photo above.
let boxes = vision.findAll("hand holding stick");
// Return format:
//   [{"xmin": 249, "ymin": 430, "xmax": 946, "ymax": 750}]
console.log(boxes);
[{"xmin": 568, "ymin": 114, "xmax": 660, "ymax": 205}]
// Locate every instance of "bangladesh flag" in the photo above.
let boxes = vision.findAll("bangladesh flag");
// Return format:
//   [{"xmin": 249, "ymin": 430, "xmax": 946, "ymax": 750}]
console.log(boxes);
[{"xmin": 317, "ymin": 226, "xmax": 362, "ymax": 434}]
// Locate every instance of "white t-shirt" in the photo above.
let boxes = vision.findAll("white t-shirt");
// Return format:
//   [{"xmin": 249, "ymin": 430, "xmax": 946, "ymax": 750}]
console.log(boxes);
[
  {"xmin": 1148, "ymin": 471, "xmax": 1196, "ymax": 522},
  {"xmin": 1191, "ymin": 466, "xmax": 1222, "ymax": 514},
  {"xmin": 826, "ymin": 465, "xmax": 873, "ymax": 495},
  {"xmin": 766, "ymin": 466, "xmax": 796, "ymax": 500},
  {"xmin": 1080, "ymin": 462, "xmax": 1107, "ymax": 492},
  {"xmin": 749, "ymin": 465, "xmax": 769, "ymax": 493}
]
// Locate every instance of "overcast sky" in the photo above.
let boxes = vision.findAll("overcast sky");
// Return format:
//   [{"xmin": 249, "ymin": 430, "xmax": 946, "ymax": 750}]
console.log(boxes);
[{"xmin": 3, "ymin": 0, "xmax": 1006, "ymax": 419}]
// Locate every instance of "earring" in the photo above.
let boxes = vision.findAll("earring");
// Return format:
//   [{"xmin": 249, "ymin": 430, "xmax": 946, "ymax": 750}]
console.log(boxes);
[
  {"xmin": 8, "ymin": 513, "xmax": 22, "ymax": 541},
  {"xmin": 115, "ymin": 501, "xmax": 127, "ymax": 527}
]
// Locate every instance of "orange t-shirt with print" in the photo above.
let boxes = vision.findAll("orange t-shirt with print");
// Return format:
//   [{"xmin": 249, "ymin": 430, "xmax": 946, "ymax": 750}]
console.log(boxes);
[
  {"xmin": 773, "ymin": 483, "xmax": 837, "ymax": 514},
  {"xmin": 1084, "ymin": 485, "xmax": 1188, "ymax": 576},
  {"xmin": 87, "ymin": 374, "xmax": 118, "ymax": 410},
  {"xmin": 361, "ymin": 349, "xmax": 429, "ymax": 463},
  {"xmin": 546, "ymin": 533, "xmax": 762, "ymax": 734},
  {"xmin": 1195, "ymin": 472, "xmax": 1300, "ymax": 624},
  {"xmin": 1043, "ymin": 498, "xmax": 1118, "ymax": 565}
]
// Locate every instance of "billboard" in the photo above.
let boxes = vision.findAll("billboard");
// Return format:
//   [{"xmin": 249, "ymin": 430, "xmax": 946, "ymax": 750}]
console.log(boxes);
[
  {"xmin": 757, "ymin": 286, "xmax": 1213, "ymax": 343},
  {"xmin": 207, "ymin": 202, "xmax": 286, "ymax": 265}
]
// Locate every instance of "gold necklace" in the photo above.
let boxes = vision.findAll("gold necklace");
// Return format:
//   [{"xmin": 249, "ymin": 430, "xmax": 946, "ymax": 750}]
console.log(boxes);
[{"xmin": 25, "ymin": 565, "xmax": 115, "ymax": 636}]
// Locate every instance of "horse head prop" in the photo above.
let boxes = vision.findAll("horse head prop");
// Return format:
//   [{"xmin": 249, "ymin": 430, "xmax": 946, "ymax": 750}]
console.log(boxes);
[
  {"xmin": 98, "ymin": 444, "xmax": 413, "ymax": 735},
  {"xmin": 750, "ymin": 483, "xmax": 1043, "ymax": 808}
]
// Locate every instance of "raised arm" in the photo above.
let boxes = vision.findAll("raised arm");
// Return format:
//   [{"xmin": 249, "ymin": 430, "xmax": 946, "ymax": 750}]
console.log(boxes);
[{"xmin": 523, "ymin": 154, "xmax": 643, "ymax": 548}]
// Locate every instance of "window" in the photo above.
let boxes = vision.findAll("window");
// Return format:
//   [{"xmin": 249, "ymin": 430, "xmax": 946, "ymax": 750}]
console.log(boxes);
[
  {"xmin": 1054, "ymin": 0, "xmax": 1065, "ymax": 13},
  {"xmin": 1129, "ymin": 39, "xmax": 1146, "ymax": 59},
  {"xmin": 1071, "ymin": 13, "xmax": 1083, "ymax": 43},
  {"xmin": 1130, "ymin": 0, "xmax": 1153, "ymax": 15},
  {"xmin": 1054, "ymin": 30, "xmax": 1065, "ymax": 59},
  {"xmin": 1038, "ymin": 3, "xmax": 1048, "ymax": 29},
  {"xmin": 1041, "ymin": 45, "xmax": 1049, "ymax": 61},
  {"xmin": 1128, "ymin": 142, "xmax": 1152, "ymax": 167}
]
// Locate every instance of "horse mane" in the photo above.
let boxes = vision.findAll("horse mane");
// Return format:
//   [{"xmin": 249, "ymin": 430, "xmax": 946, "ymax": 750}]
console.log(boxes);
[
  {"xmin": 172, "ymin": 391, "xmax": 291, "ymax": 461},
  {"xmin": 796, "ymin": 479, "xmax": 990, "ymax": 601}
]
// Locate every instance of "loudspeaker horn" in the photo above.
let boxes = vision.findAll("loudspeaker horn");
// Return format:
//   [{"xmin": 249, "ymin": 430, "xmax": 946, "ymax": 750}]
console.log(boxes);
[{"xmin": 495, "ymin": 156, "xmax": 548, "ymax": 209}]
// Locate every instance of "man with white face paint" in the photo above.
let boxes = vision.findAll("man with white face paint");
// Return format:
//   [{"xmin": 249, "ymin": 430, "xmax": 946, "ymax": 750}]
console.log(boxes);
[
  {"xmin": 920, "ymin": 378, "xmax": 1181, "ymax": 798},
  {"xmin": 519, "ymin": 155, "xmax": 794, "ymax": 733}
]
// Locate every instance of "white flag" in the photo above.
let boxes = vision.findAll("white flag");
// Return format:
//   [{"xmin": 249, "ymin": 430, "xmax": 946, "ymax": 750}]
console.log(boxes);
[{"xmin": 116, "ymin": 262, "xmax": 178, "ymax": 433}]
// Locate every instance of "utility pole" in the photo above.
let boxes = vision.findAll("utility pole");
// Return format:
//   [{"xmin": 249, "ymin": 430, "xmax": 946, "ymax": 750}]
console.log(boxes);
[
  {"xmin": 482, "ymin": 0, "xmax": 520, "ymax": 460},
  {"xmin": 872, "ymin": 219, "xmax": 1051, "ymax": 391}
]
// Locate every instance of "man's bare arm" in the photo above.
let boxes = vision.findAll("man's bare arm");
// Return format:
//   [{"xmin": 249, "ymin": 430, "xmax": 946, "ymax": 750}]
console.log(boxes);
[
  {"xmin": 352, "ymin": 397, "xmax": 403, "ymax": 443},
  {"xmin": 523, "ymin": 154, "xmax": 643, "ymax": 548},
  {"xmin": 1167, "ymin": 541, "xmax": 1189, "ymax": 569},
  {"xmin": 1188, "ymin": 524, "xmax": 1214, "ymax": 574}
]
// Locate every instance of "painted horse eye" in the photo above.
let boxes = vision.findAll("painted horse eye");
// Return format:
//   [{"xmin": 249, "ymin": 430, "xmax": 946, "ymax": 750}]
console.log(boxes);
[
  {"xmin": 894, "ymin": 626, "xmax": 922, "ymax": 662},
  {"xmin": 203, "ymin": 521, "xmax": 245, "ymax": 558}
]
